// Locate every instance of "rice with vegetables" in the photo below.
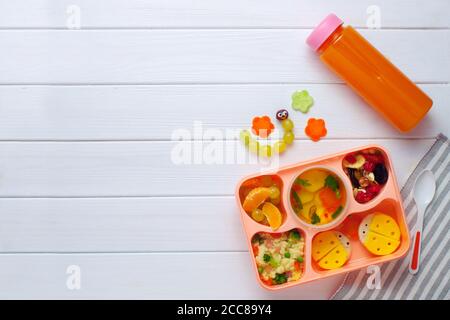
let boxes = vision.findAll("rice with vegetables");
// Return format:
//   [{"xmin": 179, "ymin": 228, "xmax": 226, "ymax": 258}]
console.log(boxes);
[{"xmin": 252, "ymin": 230, "xmax": 305, "ymax": 286}]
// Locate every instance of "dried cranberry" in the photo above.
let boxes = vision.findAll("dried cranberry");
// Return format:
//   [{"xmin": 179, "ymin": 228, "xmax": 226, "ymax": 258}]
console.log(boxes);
[
  {"xmin": 367, "ymin": 184, "xmax": 382, "ymax": 196},
  {"xmin": 355, "ymin": 191, "xmax": 372, "ymax": 203},
  {"xmin": 355, "ymin": 191, "xmax": 365, "ymax": 203},
  {"xmin": 373, "ymin": 164, "xmax": 388, "ymax": 184},
  {"xmin": 363, "ymin": 161, "xmax": 376, "ymax": 172},
  {"xmin": 363, "ymin": 154, "xmax": 384, "ymax": 164},
  {"xmin": 344, "ymin": 154, "xmax": 357, "ymax": 164}
]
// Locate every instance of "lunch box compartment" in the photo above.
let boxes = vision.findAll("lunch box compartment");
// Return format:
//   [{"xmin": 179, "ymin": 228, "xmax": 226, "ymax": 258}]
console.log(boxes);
[
  {"xmin": 238, "ymin": 174, "xmax": 288, "ymax": 230},
  {"xmin": 341, "ymin": 147, "xmax": 391, "ymax": 205},
  {"xmin": 287, "ymin": 165, "xmax": 352, "ymax": 231}
]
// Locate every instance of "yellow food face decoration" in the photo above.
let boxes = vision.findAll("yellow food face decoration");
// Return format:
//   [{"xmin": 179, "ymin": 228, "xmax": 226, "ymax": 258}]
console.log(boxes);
[
  {"xmin": 312, "ymin": 231, "xmax": 351, "ymax": 270},
  {"xmin": 359, "ymin": 213, "xmax": 401, "ymax": 256}
]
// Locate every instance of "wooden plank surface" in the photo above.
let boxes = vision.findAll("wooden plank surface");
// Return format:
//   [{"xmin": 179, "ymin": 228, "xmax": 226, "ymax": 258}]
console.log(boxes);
[
  {"xmin": 0, "ymin": 252, "xmax": 341, "ymax": 299},
  {"xmin": 0, "ymin": 30, "xmax": 448, "ymax": 84},
  {"xmin": 0, "ymin": 0, "xmax": 448, "ymax": 300},
  {"xmin": 0, "ymin": 139, "xmax": 433, "ymax": 197},
  {"xmin": 0, "ymin": 0, "xmax": 448, "ymax": 29},
  {"xmin": 0, "ymin": 139, "xmax": 434, "ymax": 254},
  {"xmin": 0, "ymin": 196, "xmax": 246, "ymax": 252},
  {"xmin": 0, "ymin": 84, "xmax": 447, "ymax": 140}
]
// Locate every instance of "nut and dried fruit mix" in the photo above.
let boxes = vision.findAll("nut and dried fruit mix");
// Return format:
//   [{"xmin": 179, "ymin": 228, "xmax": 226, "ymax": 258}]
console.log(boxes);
[{"xmin": 343, "ymin": 148, "xmax": 388, "ymax": 203}]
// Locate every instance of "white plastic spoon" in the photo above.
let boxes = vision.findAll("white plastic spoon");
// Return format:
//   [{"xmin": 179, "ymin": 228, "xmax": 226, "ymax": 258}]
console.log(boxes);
[{"xmin": 409, "ymin": 169, "xmax": 436, "ymax": 275}]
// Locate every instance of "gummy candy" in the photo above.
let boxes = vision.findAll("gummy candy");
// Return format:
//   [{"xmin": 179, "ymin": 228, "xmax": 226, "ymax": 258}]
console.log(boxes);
[
  {"xmin": 291, "ymin": 90, "xmax": 314, "ymax": 113},
  {"xmin": 305, "ymin": 118, "xmax": 327, "ymax": 142},
  {"xmin": 252, "ymin": 116, "xmax": 274, "ymax": 138}
]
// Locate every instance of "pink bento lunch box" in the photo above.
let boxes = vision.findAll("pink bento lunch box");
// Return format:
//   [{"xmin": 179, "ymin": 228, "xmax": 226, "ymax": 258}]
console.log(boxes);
[{"xmin": 235, "ymin": 145, "xmax": 411, "ymax": 291}]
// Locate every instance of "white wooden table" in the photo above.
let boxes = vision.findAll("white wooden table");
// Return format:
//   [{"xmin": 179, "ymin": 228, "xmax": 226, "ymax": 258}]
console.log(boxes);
[{"xmin": 0, "ymin": 0, "xmax": 448, "ymax": 299}]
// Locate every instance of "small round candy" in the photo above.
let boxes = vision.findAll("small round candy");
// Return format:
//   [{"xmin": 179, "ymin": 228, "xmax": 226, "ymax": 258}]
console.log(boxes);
[
  {"xmin": 281, "ymin": 119, "xmax": 294, "ymax": 131},
  {"xmin": 276, "ymin": 109, "xmax": 289, "ymax": 121},
  {"xmin": 283, "ymin": 131, "xmax": 295, "ymax": 145}
]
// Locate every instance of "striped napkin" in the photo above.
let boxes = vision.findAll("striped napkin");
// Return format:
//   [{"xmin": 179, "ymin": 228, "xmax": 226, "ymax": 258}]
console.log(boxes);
[{"xmin": 333, "ymin": 134, "xmax": 449, "ymax": 300}]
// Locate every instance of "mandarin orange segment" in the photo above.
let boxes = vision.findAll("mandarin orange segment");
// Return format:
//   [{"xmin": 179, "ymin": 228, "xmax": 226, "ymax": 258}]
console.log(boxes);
[
  {"xmin": 261, "ymin": 202, "xmax": 282, "ymax": 230},
  {"xmin": 242, "ymin": 187, "xmax": 271, "ymax": 213}
]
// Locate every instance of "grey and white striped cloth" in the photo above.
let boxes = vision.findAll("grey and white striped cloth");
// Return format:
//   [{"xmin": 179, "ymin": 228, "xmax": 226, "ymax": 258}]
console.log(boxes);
[{"xmin": 333, "ymin": 134, "xmax": 449, "ymax": 300}]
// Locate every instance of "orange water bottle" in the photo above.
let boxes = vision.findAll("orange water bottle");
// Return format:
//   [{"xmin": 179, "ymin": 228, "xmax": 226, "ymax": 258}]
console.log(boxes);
[{"xmin": 306, "ymin": 14, "xmax": 432, "ymax": 132}]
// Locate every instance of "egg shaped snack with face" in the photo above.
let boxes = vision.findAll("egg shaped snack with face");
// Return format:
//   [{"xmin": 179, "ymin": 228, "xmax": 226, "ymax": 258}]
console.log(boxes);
[
  {"xmin": 359, "ymin": 213, "xmax": 401, "ymax": 256},
  {"xmin": 276, "ymin": 109, "xmax": 289, "ymax": 121},
  {"xmin": 312, "ymin": 231, "xmax": 351, "ymax": 270}
]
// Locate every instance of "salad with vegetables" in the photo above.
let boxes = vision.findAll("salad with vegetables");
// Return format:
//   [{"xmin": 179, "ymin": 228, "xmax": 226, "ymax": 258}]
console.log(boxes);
[
  {"xmin": 290, "ymin": 168, "xmax": 346, "ymax": 226},
  {"xmin": 252, "ymin": 230, "xmax": 305, "ymax": 286}
]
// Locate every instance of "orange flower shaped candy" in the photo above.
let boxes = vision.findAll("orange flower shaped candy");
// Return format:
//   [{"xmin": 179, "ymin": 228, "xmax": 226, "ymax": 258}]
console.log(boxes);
[
  {"xmin": 252, "ymin": 116, "xmax": 275, "ymax": 138},
  {"xmin": 305, "ymin": 118, "xmax": 327, "ymax": 142}
]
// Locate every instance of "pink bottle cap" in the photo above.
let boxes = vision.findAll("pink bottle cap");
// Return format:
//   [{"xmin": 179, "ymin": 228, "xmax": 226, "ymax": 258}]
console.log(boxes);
[{"xmin": 306, "ymin": 14, "xmax": 343, "ymax": 51}]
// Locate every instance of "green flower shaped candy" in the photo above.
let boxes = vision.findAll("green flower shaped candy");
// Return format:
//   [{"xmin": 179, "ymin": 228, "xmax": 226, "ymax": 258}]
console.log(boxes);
[{"xmin": 291, "ymin": 90, "xmax": 314, "ymax": 113}]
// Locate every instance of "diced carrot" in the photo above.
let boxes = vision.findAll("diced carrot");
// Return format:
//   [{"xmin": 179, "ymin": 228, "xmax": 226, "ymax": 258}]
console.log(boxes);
[
  {"xmin": 252, "ymin": 244, "xmax": 259, "ymax": 256},
  {"xmin": 271, "ymin": 233, "xmax": 282, "ymax": 239},
  {"xmin": 319, "ymin": 187, "xmax": 340, "ymax": 212},
  {"xmin": 261, "ymin": 277, "xmax": 273, "ymax": 286}
]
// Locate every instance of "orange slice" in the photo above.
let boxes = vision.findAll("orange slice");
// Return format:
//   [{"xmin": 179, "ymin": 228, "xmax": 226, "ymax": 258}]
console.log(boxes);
[
  {"xmin": 242, "ymin": 187, "xmax": 271, "ymax": 213},
  {"xmin": 262, "ymin": 202, "xmax": 282, "ymax": 230}
]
